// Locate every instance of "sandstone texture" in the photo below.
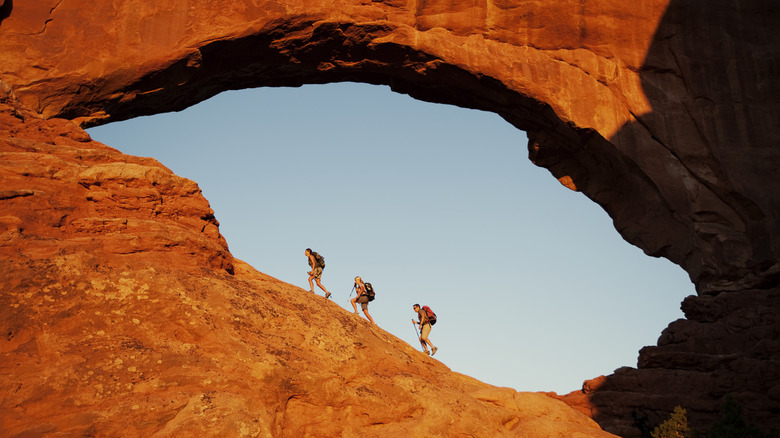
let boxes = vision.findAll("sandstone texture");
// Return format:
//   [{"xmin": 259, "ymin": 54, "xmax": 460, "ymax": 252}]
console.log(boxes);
[{"xmin": 1, "ymin": 0, "xmax": 779, "ymax": 436}]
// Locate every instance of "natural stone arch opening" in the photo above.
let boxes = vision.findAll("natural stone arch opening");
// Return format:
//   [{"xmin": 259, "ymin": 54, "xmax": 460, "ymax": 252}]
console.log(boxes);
[
  {"xmin": 2, "ymin": 0, "xmax": 776, "ymax": 294},
  {"xmin": 74, "ymin": 24, "xmax": 699, "ymax": 292},
  {"xmin": 87, "ymin": 82, "xmax": 693, "ymax": 395},
  {"xmin": 47, "ymin": 14, "xmax": 771, "ymax": 296},
  {"xmin": 8, "ymin": 1, "xmax": 777, "ymax": 294}
]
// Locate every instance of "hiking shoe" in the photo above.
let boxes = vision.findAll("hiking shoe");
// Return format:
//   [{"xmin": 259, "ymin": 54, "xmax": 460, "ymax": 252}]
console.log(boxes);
[
  {"xmin": 424, "ymin": 350, "xmax": 430, "ymax": 355},
  {"xmin": 431, "ymin": 347, "xmax": 438, "ymax": 356},
  {"xmin": 325, "ymin": 292, "xmax": 331, "ymax": 299}
]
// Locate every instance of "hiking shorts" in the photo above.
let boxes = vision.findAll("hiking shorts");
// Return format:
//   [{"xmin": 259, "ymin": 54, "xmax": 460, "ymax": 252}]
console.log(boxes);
[
  {"xmin": 357, "ymin": 294, "xmax": 369, "ymax": 310},
  {"xmin": 311, "ymin": 266, "xmax": 323, "ymax": 279},
  {"xmin": 421, "ymin": 322, "xmax": 432, "ymax": 338}
]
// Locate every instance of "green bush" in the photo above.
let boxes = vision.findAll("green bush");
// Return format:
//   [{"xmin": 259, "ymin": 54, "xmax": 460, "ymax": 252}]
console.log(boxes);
[{"xmin": 652, "ymin": 406, "xmax": 692, "ymax": 438}]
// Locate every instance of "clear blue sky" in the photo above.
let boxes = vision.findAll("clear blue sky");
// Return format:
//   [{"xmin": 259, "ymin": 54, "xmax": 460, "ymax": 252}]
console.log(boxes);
[{"xmin": 87, "ymin": 82, "xmax": 693, "ymax": 395}]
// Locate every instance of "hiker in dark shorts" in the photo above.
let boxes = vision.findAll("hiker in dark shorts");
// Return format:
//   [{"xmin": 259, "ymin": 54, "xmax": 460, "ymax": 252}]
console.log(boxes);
[
  {"xmin": 305, "ymin": 248, "xmax": 330, "ymax": 298},
  {"xmin": 413, "ymin": 304, "xmax": 437, "ymax": 356},
  {"xmin": 351, "ymin": 276, "xmax": 374, "ymax": 324}
]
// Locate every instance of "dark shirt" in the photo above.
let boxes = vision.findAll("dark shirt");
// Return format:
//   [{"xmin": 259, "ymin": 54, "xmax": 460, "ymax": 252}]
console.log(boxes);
[{"xmin": 417, "ymin": 309, "xmax": 429, "ymax": 325}]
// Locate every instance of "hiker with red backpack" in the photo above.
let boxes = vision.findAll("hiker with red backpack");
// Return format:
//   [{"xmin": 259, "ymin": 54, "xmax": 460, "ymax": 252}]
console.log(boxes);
[
  {"xmin": 305, "ymin": 248, "xmax": 331, "ymax": 298},
  {"xmin": 412, "ymin": 304, "xmax": 437, "ymax": 356},
  {"xmin": 351, "ymin": 276, "xmax": 375, "ymax": 324}
]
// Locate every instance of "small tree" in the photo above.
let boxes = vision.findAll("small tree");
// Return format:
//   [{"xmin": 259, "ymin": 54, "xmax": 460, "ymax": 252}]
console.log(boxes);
[{"xmin": 652, "ymin": 406, "xmax": 692, "ymax": 438}]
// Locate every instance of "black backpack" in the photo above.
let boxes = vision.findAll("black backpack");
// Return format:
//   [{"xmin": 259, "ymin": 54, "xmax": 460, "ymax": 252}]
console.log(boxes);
[
  {"xmin": 364, "ymin": 282, "xmax": 375, "ymax": 301},
  {"xmin": 312, "ymin": 251, "xmax": 325, "ymax": 269}
]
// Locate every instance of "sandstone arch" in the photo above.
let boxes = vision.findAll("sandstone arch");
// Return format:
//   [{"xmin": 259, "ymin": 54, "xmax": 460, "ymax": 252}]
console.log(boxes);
[
  {"xmin": 1, "ymin": 0, "xmax": 778, "ymax": 435},
  {"xmin": 3, "ymin": 0, "xmax": 778, "ymax": 293}
]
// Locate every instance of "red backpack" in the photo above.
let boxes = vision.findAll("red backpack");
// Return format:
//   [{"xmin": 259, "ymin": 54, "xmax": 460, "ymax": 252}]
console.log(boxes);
[{"xmin": 422, "ymin": 306, "xmax": 437, "ymax": 325}]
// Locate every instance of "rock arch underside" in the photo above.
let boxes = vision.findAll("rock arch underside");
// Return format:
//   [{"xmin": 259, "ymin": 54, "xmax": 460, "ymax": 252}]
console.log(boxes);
[{"xmin": 1, "ymin": 0, "xmax": 779, "ymax": 436}]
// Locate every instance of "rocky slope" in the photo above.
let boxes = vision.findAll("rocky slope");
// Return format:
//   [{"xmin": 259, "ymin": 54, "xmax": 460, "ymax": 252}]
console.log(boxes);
[
  {"xmin": 1, "ymin": 104, "xmax": 616, "ymax": 436},
  {"xmin": 1, "ymin": 0, "xmax": 779, "ymax": 436}
]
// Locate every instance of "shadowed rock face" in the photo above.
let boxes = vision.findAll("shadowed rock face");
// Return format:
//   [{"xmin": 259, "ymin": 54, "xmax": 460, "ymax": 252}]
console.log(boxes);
[{"xmin": 1, "ymin": 0, "xmax": 778, "ymax": 436}]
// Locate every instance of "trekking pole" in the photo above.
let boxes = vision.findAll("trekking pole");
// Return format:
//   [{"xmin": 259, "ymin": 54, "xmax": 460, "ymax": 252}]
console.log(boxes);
[
  {"xmin": 412, "ymin": 320, "xmax": 425, "ymax": 351},
  {"xmin": 348, "ymin": 285, "xmax": 355, "ymax": 298}
]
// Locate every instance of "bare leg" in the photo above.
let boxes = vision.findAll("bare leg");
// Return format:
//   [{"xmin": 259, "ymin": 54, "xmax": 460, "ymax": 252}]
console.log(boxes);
[
  {"xmin": 362, "ymin": 308, "xmax": 375, "ymax": 324},
  {"xmin": 315, "ymin": 278, "xmax": 330, "ymax": 298},
  {"xmin": 350, "ymin": 297, "xmax": 359, "ymax": 313},
  {"xmin": 420, "ymin": 324, "xmax": 435, "ymax": 354}
]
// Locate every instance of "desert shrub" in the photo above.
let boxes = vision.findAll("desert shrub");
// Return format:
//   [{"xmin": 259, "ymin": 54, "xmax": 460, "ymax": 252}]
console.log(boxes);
[{"xmin": 652, "ymin": 406, "xmax": 693, "ymax": 438}]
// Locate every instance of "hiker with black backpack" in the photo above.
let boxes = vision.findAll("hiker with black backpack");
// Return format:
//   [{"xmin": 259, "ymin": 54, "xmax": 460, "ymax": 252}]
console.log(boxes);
[
  {"xmin": 412, "ymin": 304, "xmax": 437, "ymax": 356},
  {"xmin": 305, "ymin": 248, "xmax": 331, "ymax": 298},
  {"xmin": 350, "ymin": 276, "xmax": 375, "ymax": 324}
]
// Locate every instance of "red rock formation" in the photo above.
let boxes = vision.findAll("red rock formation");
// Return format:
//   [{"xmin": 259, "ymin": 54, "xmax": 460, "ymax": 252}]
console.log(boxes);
[
  {"xmin": 1, "ymin": 0, "xmax": 779, "ymax": 436},
  {"xmin": 0, "ymin": 103, "xmax": 618, "ymax": 436},
  {"xmin": 0, "ymin": 102, "xmax": 232, "ymax": 275}
]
